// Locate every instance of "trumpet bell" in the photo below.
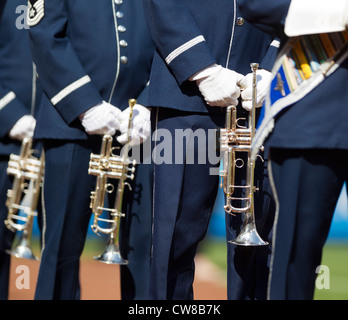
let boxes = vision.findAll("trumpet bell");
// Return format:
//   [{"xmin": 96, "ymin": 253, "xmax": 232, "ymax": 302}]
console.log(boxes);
[
  {"xmin": 93, "ymin": 237, "xmax": 128, "ymax": 265},
  {"xmin": 6, "ymin": 233, "xmax": 39, "ymax": 261},
  {"xmin": 229, "ymin": 222, "xmax": 268, "ymax": 246}
]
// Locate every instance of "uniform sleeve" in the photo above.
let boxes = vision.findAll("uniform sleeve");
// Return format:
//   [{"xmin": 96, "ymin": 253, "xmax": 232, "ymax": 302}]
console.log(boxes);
[
  {"xmin": 143, "ymin": 0, "xmax": 216, "ymax": 85},
  {"xmin": 28, "ymin": 0, "xmax": 102, "ymax": 125},
  {"xmin": 238, "ymin": 0, "xmax": 291, "ymax": 37},
  {"xmin": 0, "ymin": 86, "xmax": 29, "ymax": 138},
  {"xmin": 260, "ymin": 39, "xmax": 281, "ymax": 71}
]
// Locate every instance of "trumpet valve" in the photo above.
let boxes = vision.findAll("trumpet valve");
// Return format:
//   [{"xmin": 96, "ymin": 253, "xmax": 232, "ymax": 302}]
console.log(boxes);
[
  {"xmin": 227, "ymin": 130, "xmax": 238, "ymax": 144},
  {"xmin": 100, "ymin": 157, "xmax": 111, "ymax": 170}
]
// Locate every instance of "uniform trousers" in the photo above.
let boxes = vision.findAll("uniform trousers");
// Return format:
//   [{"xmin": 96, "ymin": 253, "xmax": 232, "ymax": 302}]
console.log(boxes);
[
  {"xmin": 0, "ymin": 157, "xmax": 15, "ymax": 299},
  {"xmin": 149, "ymin": 107, "xmax": 275, "ymax": 300},
  {"xmin": 149, "ymin": 107, "xmax": 225, "ymax": 299},
  {"xmin": 34, "ymin": 137, "xmax": 152, "ymax": 300},
  {"xmin": 268, "ymin": 148, "xmax": 348, "ymax": 299},
  {"xmin": 226, "ymin": 155, "xmax": 275, "ymax": 300}
]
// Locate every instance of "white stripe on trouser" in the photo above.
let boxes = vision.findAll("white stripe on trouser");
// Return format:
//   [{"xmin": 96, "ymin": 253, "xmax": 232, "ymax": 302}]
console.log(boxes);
[
  {"xmin": 151, "ymin": 108, "xmax": 160, "ymax": 259},
  {"xmin": 39, "ymin": 169, "xmax": 46, "ymax": 258},
  {"xmin": 266, "ymin": 153, "xmax": 280, "ymax": 300}
]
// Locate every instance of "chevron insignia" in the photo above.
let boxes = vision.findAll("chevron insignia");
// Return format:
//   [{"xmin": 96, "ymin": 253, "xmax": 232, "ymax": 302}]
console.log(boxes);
[{"xmin": 27, "ymin": 0, "xmax": 44, "ymax": 26}]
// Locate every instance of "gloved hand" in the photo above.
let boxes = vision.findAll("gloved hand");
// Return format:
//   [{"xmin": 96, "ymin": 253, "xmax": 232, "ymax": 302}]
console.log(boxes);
[
  {"xmin": 239, "ymin": 69, "xmax": 272, "ymax": 111},
  {"xmin": 192, "ymin": 64, "xmax": 244, "ymax": 107},
  {"xmin": 117, "ymin": 104, "xmax": 151, "ymax": 146},
  {"xmin": 8, "ymin": 115, "xmax": 36, "ymax": 140},
  {"xmin": 79, "ymin": 101, "xmax": 124, "ymax": 136}
]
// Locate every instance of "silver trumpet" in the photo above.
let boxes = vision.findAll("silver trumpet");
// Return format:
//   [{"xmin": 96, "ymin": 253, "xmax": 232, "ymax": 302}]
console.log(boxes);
[
  {"xmin": 219, "ymin": 63, "xmax": 268, "ymax": 246},
  {"xmin": 88, "ymin": 99, "xmax": 137, "ymax": 264},
  {"xmin": 5, "ymin": 137, "xmax": 44, "ymax": 260}
]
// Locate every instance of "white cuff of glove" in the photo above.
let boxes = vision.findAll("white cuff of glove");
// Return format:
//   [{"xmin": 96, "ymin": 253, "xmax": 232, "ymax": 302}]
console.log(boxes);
[
  {"xmin": 117, "ymin": 104, "xmax": 151, "ymax": 146},
  {"xmin": 79, "ymin": 101, "xmax": 124, "ymax": 136},
  {"xmin": 192, "ymin": 64, "xmax": 244, "ymax": 107},
  {"xmin": 189, "ymin": 64, "xmax": 220, "ymax": 81},
  {"xmin": 8, "ymin": 115, "xmax": 36, "ymax": 141},
  {"xmin": 239, "ymin": 69, "xmax": 272, "ymax": 111},
  {"xmin": 285, "ymin": 0, "xmax": 348, "ymax": 37}
]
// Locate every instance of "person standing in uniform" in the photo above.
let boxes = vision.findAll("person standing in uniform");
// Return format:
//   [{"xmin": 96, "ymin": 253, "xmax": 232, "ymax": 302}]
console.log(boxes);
[
  {"xmin": 142, "ymin": 0, "xmax": 278, "ymax": 300},
  {"xmin": 0, "ymin": 0, "xmax": 42, "ymax": 300},
  {"xmin": 27, "ymin": 0, "xmax": 154, "ymax": 300},
  {"xmin": 239, "ymin": 0, "xmax": 348, "ymax": 299}
]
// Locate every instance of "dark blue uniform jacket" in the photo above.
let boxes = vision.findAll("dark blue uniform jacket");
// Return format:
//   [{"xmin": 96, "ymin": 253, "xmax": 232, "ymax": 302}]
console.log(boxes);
[
  {"xmin": 28, "ymin": 0, "xmax": 154, "ymax": 141},
  {"xmin": 0, "ymin": 0, "xmax": 41, "ymax": 155},
  {"xmin": 143, "ymin": 0, "xmax": 279, "ymax": 114}
]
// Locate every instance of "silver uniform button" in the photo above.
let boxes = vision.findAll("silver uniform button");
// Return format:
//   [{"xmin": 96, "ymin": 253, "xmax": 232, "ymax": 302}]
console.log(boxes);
[
  {"xmin": 120, "ymin": 40, "xmax": 128, "ymax": 47},
  {"xmin": 236, "ymin": 17, "xmax": 245, "ymax": 26},
  {"xmin": 116, "ymin": 11, "xmax": 124, "ymax": 19},
  {"xmin": 120, "ymin": 56, "xmax": 128, "ymax": 64},
  {"xmin": 118, "ymin": 25, "xmax": 126, "ymax": 32},
  {"xmin": 115, "ymin": 0, "xmax": 123, "ymax": 4}
]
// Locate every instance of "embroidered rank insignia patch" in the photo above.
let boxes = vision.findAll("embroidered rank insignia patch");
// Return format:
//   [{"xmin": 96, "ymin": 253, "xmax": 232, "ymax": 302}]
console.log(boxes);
[{"xmin": 27, "ymin": 0, "xmax": 45, "ymax": 26}]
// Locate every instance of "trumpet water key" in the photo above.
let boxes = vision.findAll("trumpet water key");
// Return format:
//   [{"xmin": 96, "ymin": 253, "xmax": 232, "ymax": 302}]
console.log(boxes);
[
  {"xmin": 219, "ymin": 63, "xmax": 268, "ymax": 246},
  {"xmin": 88, "ymin": 99, "xmax": 137, "ymax": 264},
  {"xmin": 5, "ymin": 137, "xmax": 44, "ymax": 260}
]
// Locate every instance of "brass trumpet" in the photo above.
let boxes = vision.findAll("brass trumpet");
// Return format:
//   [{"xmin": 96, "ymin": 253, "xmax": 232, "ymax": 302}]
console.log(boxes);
[
  {"xmin": 220, "ymin": 63, "xmax": 268, "ymax": 246},
  {"xmin": 88, "ymin": 99, "xmax": 137, "ymax": 264},
  {"xmin": 5, "ymin": 137, "xmax": 44, "ymax": 260}
]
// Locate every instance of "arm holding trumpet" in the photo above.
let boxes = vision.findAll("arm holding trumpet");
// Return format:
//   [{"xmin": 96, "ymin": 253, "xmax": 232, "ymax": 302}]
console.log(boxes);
[
  {"xmin": 27, "ymin": 0, "xmax": 155, "ymax": 300},
  {"xmin": 0, "ymin": 0, "xmax": 44, "ymax": 300},
  {"xmin": 190, "ymin": 62, "xmax": 272, "ymax": 110},
  {"xmin": 143, "ymin": 0, "xmax": 278, "ymax": 300}
]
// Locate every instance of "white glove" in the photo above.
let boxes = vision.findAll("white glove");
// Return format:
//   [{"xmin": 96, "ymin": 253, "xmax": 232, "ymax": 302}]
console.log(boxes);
[
  {"xmin": 8, "ymin": 115, "xmax": 36, "ymax": 140},
  {"xmin": 239, "ymin": 69, "xmax": 272, "ymax": 111},
  {"xmin": 79, "ymin": 101, "xmax": 124, "ymax": 136},
  {"xmin": 192, "ymin": 64, "xmax": 244, "ymax": 107},
  {"xmin": 117, "ymin": 104, "xmax": 151, "ymax": 146}
]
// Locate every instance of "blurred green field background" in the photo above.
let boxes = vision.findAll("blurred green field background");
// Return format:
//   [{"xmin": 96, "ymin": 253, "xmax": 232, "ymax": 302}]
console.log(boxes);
[
  {"xmin": 313, "ymin": 243, "xmax": 348, "ymax": 300},
  {"xmin": 198, "ymin": 237, "xmax": 348, "ymax": 300}
]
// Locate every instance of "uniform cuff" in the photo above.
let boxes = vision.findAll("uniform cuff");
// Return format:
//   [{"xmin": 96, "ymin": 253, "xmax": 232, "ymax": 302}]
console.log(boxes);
[
  {"xmin": 0, "ymin": 94, "xmax": 28, "ymax": 138},
  {"xmin": 166, "ymin": 40, "xmax": 216, "ymax": 85},
  {"xmin": 52, "ymin": 78, "xmax": 103, "ymax": 125}
]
